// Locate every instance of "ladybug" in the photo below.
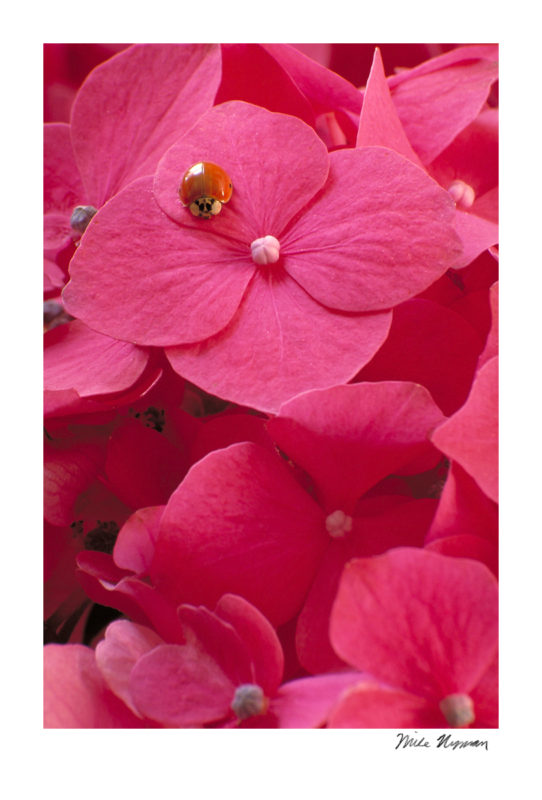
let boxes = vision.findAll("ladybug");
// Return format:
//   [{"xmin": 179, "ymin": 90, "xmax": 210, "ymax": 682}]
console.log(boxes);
[{"xmin": 179, "ymin": 161, "xmax": 233, "ymax": 218}]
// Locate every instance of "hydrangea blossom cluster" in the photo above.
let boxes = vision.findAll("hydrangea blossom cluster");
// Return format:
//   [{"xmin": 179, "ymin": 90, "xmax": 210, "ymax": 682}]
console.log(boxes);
[{"xmin": 44, "ymin": 43, "xmax": 498, "ymax": 729}]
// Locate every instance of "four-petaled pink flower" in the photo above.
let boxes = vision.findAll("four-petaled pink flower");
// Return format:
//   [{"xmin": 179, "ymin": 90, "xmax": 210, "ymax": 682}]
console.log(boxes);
[{"xmin": 63, "ymin": 101, "xmax": 462, "ymax": 412}]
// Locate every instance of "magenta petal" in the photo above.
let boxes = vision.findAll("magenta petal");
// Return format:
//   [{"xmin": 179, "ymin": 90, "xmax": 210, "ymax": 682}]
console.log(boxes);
[
  {"xmin": 129, "ymin": 643, "xmax": 235, "ymax": 726},
  {"xmin": 477, "ymin": 281, "xmax": 498, "ymax": 369},
  {"xmin": 283, "ymin": 148, "xmax": 463, "ymax": 312},
  {"xmin": 426, "ymin": 461, "xmax": 498, "ymax": 545},
  {"xmin": 71, "ymin": 44, "xmax": 221, "ymax": 206},
  {"xmin": 453, "ymin": 209, "xmax": 499, "ymax": 268},
  {"xmin": 95, "ymin": 620, "xmax": 163, "ymax": 716},
  {"xmin": 429, "ymin": 108, "xmax": 498, "ymax": 199},
  {"xmin": 328, "ymin": 684, "xmax": 442, "ymax": 728},
  {"xmin": 44, "ymin": 258, "xmax": 66, "ymax": 292},
  {"xmin": 177, "ymin": 604, "xmax": 253, "ymax": 688},
  {"xmin": 215, "ymin": 594, "xmax": 284, "ymax": 696},
  {"xmin": 44, "ymin": 122, "xmax": 86, "ymax": 213},
  {"xmin": 113, "ymin": 506, "xmax": 164, "ymax": 576},
  {"xmin": 44, "ymin": 439, "xmax": 103, "ymax": 526},
  {"xmin": 62, "ymin": 177, "xmax": 255, "ymax": 345},
  {"xmin": 76, "ymin": 551, "xmax": 183, "ymax": 644},
  {"xmin": 330, "ymin": 548, "xmax": 498, "ymax": 700},
  {"xmin": 271, "ymin": 672, "xmax": 364, "ymax": 728},
  {"xmin": 296, "ymin": 499, "xmax": 437, "ymax": 674},
  {"xmin": 154, "ymin": 101, "xmax": 329, "ymax": 239},
  {"xmin": 268, "ymin": 382, "xmax": 445, "ymax": 512},
  {"xmin": 44, "ymin": 320, "xmax": 149, "ymax": 396},
  {"xmin": 104, "ymin": 420, "xmax": 188, "ymax": 509},
  {"xmin": 425, "ymin": 535, "xmax": 498, "ymax": 579},
  {"xmin": 356, "ymin": 298, "xmax": 484, "ymax": 416},
  {"xmin": 44, "ymin": 644, "xmax": 145, "ymax": 728},
  {"xmin": 388, "ymin": 45, "xmax": 498, "ymax": 164},
  {"xmin": 166, "ymin": 270, "xmax": 392, "ymax": 414},
  {"xmin": 44, "ymin": 212, "xmax": 73, "ymax": 251},
  {"xmin": 431, "ymin": 357, "xmax": 498, "ymax": 502},
  {"xmin": 469, "ymin": 654, "xmax": 498, "ymax": 727},
  {"xmin": 151, "ymin": 443, "xmax": 327, "ymax": 626},
  {"xmin": 262, "ymin": 44, "xmax": 363, "ymax": 118},
  {"xmin": 357, "ymin": 48, "xmax": 424, "ymax": 168},
  {"xmin": 216, "ymin": 44, "xmax": 315, "ymax": 127}
]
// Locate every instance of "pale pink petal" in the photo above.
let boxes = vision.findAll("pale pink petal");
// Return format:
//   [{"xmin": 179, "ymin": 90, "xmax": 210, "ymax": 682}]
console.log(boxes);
[{"xmin": 95, "ymin": 620, "xmax": 163, "ymax": 716}]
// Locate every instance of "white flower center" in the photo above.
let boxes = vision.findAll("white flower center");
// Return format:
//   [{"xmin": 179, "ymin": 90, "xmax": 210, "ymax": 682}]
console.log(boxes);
[
  {"xmin": 251, "ymin": 235, "xmax": 280, "ymax": 265},
  {"xmin": 325, "ymin": 510, "xmax": 353, "ymax": 538},
  {"xmin": 447, "ymin": 180, "xmax": 476, "ymax": 210}
]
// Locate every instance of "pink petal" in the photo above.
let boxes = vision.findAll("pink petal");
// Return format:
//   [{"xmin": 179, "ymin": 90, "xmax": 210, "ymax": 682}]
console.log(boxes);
[
  {"xmin": 177, "ymin": 604, "xmax": 253, "ymax": 687},
  {"xmin": 70, "ymin": 44, "xmax": 221, "ymax": 206},
  {"xmin": 44, "ymin": 258, "xmax": 66, "ymax": 292},
  {"xmin": 267, "ymin": 382, "xmax": 445, "ymax": 512},
  {"xmin": 216, "ymin": 44, "xmax": 315, "ymax": 127},
  {"xmin": 328, "ymin": 684, "xmax": 443, "ymax": 728},
  {"xmin": 469, "ymin": 654, "xmax": 498, "ymax": 727},
  {"xmin": 431, "ymin": 356, "xmax": 498, "ymax": 502},
  {"xmin": 62, "ymin": 177, "xmax": 256, "ymax": 346},
  {"xmin": 44, "ymin": 644, "xmax": 145, "ymax": 728},
  {"xmin": 166, "ymin": 269, "xmax": 392, "ymax": 414},
  {"xmin": 426, "ymin": 461, "xmax": 498, "ymax": 545},
  {"xmin": 215, "ymin": 594, "xmax": 284, "ymax": 696},
  {"xmin": 44, "ymin": 439, "xmax": 104, "ymax": 526},
  {"xmin": 330, "ymin": 548, "xmax": 498, "ymax": 700},
  {"xmin": 151, "ymin": 442, "xmax": 327, "ymax": 626},
  {"xmin": 113, "ymin": 506, "xmax": 164, "ymax": 576},
  {"xmin": 44, "ymin": 212, "xmax": 74, "ymax": 251},
  {"xmin": 477, "ymin": 281, "xmax": 498, "ymax": 368},
  {"xmin": 388, "ymin": 45, "xmax": 498, "ymax": 164},
  {"xmin": 283, "ymin": 147, "xmax": 463, "ymax": 312},
  {"xmin": 154, "ymin": 101, "xmax": 329, "ymax": 240},
  {"xmin": 95, "ymin": 620, "xmax": 163, "ymax": 716},
  {"xmin": 272, "ymin": 672, "xmax": 364, "ymax": 728},
  {"xmin": 262, "ymin": 44, "xmax": 363, "ymax": 119},
  {"xmin": 425, "ymin": 534, "xmax": 498, "ymax": 579},
  {"xmin": 453, "ymin": 209, "xmax": 499, "ymax": 269},
  {"xmin": 104, "ymin": 419, "xmax": 188, "ymax": 508},
  {"xmin": 76, "ymin": 551, "xmax": 183, "ymax": 644},
  {"xmin": 129, "ymin": 643, "xmax": 235, "ymax": 727},
  {"xmin": 44, "ymin": 319, "xmax": 150, "ymax": 396},
  {"xmin": 296, "ymin": 499, "xmax": 437, "ymax": 675},
  {"xmin": 356, "ymin": 298, "xmax": 484, "ymax": 416},
  {"xmin": 44, "ymin": 122, "xmax": 86, "ymax": 213},
  {"xmin": 44, "ymin": 361, "xmax": 163, "ymax": 420},
  {"xmin": 429, "ymin": 108, "xmax": 498, "ymax": 199},
  {"xmin": 357, "ymin": 48, "xmax": 424, "ymax": 167},
  {"xmin": 189, "ymin": 412, "xmax": 274, "ymax": 465}
]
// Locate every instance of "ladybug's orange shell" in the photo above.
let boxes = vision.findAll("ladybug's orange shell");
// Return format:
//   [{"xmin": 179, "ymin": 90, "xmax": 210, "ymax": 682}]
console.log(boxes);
[{"xmin": 179, "ymin": 162, "xmax": 233, "ymax": 206}]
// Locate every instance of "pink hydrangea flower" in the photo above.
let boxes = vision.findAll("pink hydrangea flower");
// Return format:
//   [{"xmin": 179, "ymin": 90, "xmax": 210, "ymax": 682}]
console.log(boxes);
[
  {"xmin": 149, "ymin": 381, "xmax": 445, "ymax": 673},
  {"xmin": 63, "ymin": 100, "xmax": 462, "ymax": 412},
  {"xmin": 328, "ymin": 548, "xmax": 498, "ymax": 728},
  {"xmin": 44, "ymin": 596, "xmax": 362, "ymax": 728},
  {"xmin": 358, "ymin": 48, "xmax": 498, "ymax": 268},
  {"xmin": 44, "ymin": 44, "xmax": 221, "ymax": 291}
]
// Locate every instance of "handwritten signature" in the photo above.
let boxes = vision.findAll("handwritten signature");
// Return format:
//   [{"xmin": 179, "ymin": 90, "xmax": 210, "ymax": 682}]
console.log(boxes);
[{"xmin": 395, "ymin": 732, "xmax": 489, "ymax": 751}]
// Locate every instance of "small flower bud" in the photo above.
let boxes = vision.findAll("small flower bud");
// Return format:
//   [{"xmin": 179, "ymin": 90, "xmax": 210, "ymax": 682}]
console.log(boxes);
[
  {"xmin": 231, "ymin": 684, "xmax": 268, "ymax": 720},
  {"xmin": 70, "ymin": 205, "xmax": 98, "ymax": 234},
  {"xmin": 439, "ymin": 693, "xmax": 475, "ymax": 728},
  {"xmin": 251, "ymin": 235, "xmax": 280, "ymax": 265},
  {"xmin": 447, "ymin": 180, "xmax": 476, "ymax": 210},
  {"xmin": 325, "ymin": 510, "xmax": 353, "ymax": 538}
]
